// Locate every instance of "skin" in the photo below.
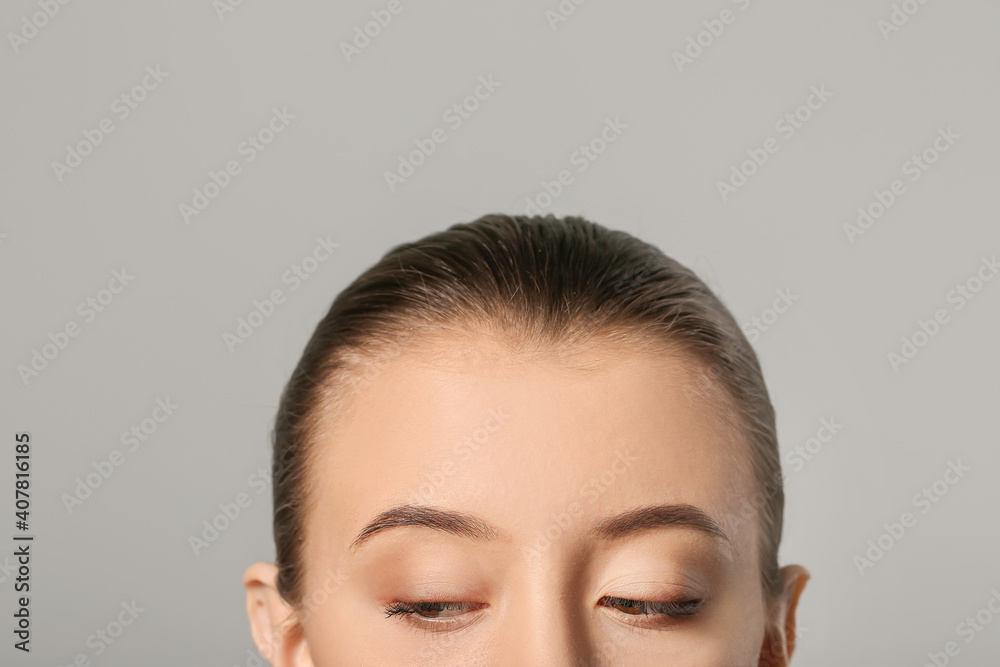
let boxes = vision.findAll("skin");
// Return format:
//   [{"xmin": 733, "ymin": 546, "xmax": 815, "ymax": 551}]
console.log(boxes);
[{"xmin": 244, "ymin": 336, "xmax": 809, "ymax": 665}]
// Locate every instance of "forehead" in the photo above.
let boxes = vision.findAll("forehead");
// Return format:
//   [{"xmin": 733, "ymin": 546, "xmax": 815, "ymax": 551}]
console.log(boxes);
[{"xmin": 308, "ymin": 336, "xmax": 759, "ymax": 556}]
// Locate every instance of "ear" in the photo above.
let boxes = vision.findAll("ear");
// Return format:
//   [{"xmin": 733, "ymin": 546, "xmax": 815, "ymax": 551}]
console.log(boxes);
[
  {"xmin": 243, "ymin": 562, "xmax": 313, "ymax": 667},
  {"xmin": 759, "ymin": 564, "xmax": 810, "ymax": 667}
]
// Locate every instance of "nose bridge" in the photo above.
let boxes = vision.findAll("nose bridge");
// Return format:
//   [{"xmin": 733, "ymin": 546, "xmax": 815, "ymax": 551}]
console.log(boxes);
[{"xmin": 496, "ymin": 553, "xmax": 595, "ymax": 665}]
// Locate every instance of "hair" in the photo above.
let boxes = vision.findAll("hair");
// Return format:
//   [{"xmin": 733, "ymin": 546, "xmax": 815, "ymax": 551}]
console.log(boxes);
[{"xmin": 271, "ymin": 213, "xmax": 784, "ymax": 609}]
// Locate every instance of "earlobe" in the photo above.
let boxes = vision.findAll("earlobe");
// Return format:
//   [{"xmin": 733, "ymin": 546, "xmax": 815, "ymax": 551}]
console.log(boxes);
[
  {"xmin": 759, "ymin": 564, "xmax": 810, "ymax": 666},
  {"xmin": 243, "ymin": 562, "xmax": 313, "ymax": 667}
]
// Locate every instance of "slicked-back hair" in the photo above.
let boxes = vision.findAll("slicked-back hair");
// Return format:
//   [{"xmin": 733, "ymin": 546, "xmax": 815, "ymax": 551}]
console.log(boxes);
[{"xmin": 272, "ymin": 214, "xmax": 784, "ymax": 607}]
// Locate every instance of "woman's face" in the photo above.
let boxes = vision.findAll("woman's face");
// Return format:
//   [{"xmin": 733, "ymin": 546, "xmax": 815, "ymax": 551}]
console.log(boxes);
[{"xmin": 246, "ymin": 337, "xmax": 806, "ymax": 665}]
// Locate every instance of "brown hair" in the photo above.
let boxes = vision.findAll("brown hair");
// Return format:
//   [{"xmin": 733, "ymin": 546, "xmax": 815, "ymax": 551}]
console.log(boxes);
[{"xmin": 272, "ymin": 213, "xmax": 784, "ymax": 607}]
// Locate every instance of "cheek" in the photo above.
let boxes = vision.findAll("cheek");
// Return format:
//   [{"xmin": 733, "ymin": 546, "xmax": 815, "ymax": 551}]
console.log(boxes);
[
  {"xmin": 298, "ymin": 590, "xmax": 375, "ymax": 667},
  {"xmin": 704, "ymin": 585, "xmax": 771, "ymax": 664}
]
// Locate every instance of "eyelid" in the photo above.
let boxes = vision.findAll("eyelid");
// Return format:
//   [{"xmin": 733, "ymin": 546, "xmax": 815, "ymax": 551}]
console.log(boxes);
[{"xmin": 596, "ymin": 574, "xmax": 707, "ymax": 603}]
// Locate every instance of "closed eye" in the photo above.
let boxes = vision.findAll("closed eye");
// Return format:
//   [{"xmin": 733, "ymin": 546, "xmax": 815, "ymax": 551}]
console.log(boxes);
[
  {"xmin": 598, "ymin": 596, "xmax": 703, "ymax": 630},
  {"xmin": 380, "ymin": 596, "xmax": 703, "ymax": 633},
  {"xmin": 383, "ymin": 600, "xmax": 488, "ymax": 632}
]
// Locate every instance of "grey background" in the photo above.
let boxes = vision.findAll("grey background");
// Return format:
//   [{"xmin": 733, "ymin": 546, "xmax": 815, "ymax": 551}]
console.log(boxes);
[{"xmin": 2, "ymin": 0, "xmax": 999, "ymax": 664}]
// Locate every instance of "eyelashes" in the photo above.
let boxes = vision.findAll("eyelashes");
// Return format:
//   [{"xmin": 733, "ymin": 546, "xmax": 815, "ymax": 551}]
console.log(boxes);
[
  {"xmin": 598, "ymin": 596, "xmax": 703, "ymax": 629},
  {"xmin": 382, "ymin": 596, "xmax": 703, "ymax": 633},
  {"xmin": 384, "ymin": 600, "xmax": 485, "ymax": 620},
  {"xmin": 383, "ymin": 600, "xmax": 488, "ymax": 632},
  {"xmin": 600, "ymin": 596, "xmax": 702, "ymax": 616}
]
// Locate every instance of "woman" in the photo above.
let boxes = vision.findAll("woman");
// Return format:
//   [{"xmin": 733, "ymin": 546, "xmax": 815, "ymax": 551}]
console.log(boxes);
[{"xmin": 243, "ymin": 213, "xmax": 809, "ymax": 665}]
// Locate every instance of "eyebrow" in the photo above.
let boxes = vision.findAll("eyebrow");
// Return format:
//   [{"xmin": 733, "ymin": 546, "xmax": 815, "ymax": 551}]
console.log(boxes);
[
  {"xmin": 349, "ymin": 505, "xmax": 501, "ymax": 552},
  {"xmin": 348, "ymin": 503, "xmax": 729, "ymax": 552},
  {"xmin": 592, "ymin": 504, "xmax": 730, "ymax": 544}
]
